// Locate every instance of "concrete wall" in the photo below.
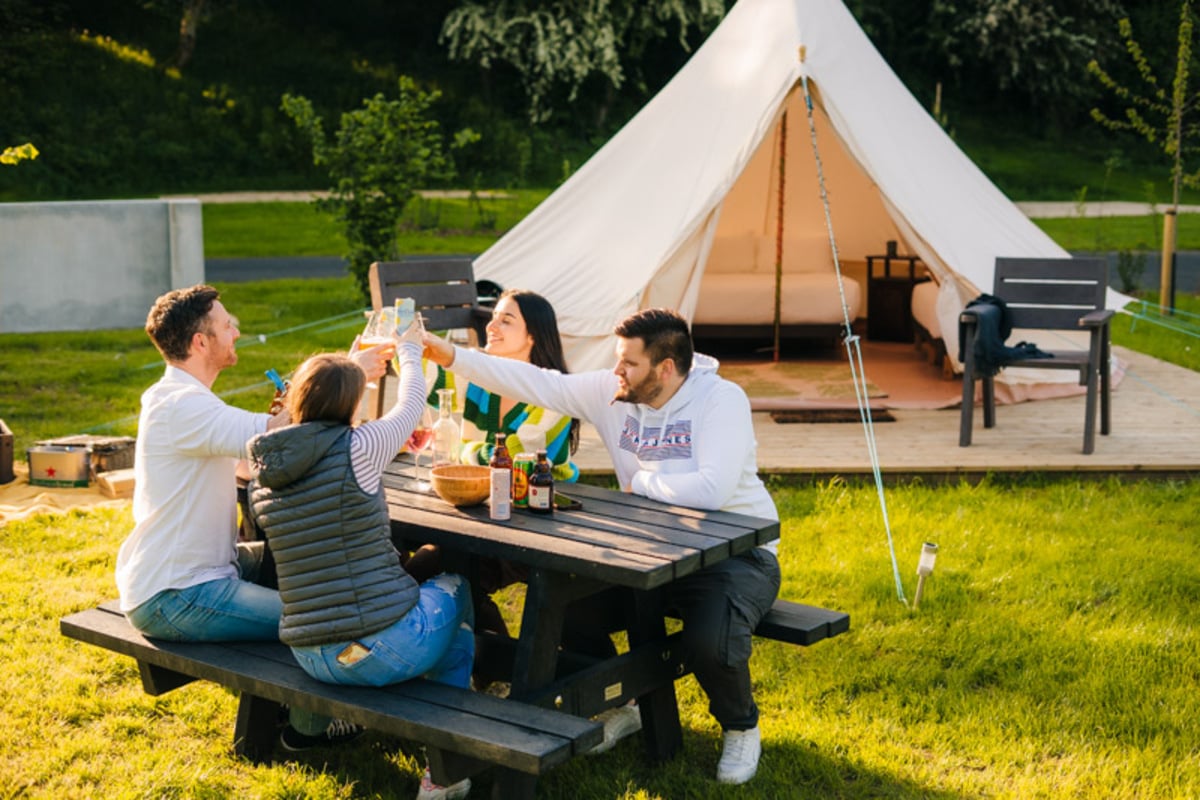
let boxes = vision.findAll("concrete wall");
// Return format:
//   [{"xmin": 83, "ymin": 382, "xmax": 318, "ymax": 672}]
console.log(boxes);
[{"xmin": 0, "ymin": 199, "xmax": 204, "ymax": 333}]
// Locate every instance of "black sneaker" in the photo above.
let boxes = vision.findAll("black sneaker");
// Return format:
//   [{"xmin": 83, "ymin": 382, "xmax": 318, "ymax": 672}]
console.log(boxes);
[{"xmin": 279, "ymin": 719, "xmax": 364, "ymax": 752}]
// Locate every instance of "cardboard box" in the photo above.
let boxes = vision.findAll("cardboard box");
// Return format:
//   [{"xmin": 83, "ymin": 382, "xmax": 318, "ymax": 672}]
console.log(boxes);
[
  {"xmin": 97, "ymin": 468, "xmax": 136, "ymax": 499},
  {"xmin": 27, "ymin": 445, "xmax": 91, "ymax": 488},
  {"xmin": 0, "ymin": 419, "xmax": 12, "ymax": 485}
]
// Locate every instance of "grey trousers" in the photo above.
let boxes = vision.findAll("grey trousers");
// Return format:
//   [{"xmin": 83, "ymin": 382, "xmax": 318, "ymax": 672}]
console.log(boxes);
[
  {"xmin": 564, "ymin": 546, "xmax": 781, "ymax": 731},
  {"xmin": 666, "ymin": 547, "xmax": 781, "ymax": 731}
]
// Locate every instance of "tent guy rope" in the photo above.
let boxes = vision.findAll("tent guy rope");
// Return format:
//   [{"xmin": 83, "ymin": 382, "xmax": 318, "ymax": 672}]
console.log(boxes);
[{"xmin": 798, "ymin": 47, "xmax": 907, "ymax": 604}]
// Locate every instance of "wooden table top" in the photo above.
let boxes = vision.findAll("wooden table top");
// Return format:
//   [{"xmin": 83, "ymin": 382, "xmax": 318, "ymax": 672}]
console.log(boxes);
[{"xmin": 381, "ymin": 456, "xmax": 778, "ymax": 591}]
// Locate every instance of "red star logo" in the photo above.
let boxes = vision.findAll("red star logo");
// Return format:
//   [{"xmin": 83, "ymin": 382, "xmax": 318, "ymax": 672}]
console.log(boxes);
[{"xmin": 46, "ymin": 467, "xmax": 57, "ymax": 477}]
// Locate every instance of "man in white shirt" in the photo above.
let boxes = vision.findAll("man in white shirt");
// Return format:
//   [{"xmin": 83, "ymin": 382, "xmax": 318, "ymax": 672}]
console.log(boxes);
[
  {"xmin": 116, "ymin": 284, "xmax": 290, "ymax": 639},
  {"xmin": 423, "ymin": 307, "xmax": 781, "ymax": 786},
  {"xmin": 115, "ymin": 285, "xmax": 390, "ymax": 749}
]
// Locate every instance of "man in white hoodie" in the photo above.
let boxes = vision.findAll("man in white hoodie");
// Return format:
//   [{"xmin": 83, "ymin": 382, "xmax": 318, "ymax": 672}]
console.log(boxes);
[{"xmin": 423, "ymin": 307, "xmax": 780, "ymax": 786}]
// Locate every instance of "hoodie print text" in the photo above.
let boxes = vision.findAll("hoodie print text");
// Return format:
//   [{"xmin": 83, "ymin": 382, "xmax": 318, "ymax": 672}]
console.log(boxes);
[{"xmin": 618, "ymin": 415, "xmax": 693, "ymax": 461}]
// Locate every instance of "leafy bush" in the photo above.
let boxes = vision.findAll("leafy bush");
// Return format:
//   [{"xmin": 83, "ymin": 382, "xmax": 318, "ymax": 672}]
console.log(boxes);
[{"xmin": 282, "ymin": 78, "xmax": 459, "ymax": 300}]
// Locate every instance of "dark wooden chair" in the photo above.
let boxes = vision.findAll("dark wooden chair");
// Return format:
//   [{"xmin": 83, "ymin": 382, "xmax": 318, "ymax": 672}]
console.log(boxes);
[
  {"xmin": 367, "ymin": 259, "xmax": 496, "ymax": 417},
  {"xmin": 368, "ymin": 258, "xmax": 493, "ymax": 343},
  {"xmin": 959, "ymin": 257, "xmax": 1114, "ymax": 454}
]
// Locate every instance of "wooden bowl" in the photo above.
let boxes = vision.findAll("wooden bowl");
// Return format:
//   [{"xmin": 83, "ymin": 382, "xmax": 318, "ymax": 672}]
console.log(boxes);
[{"xmin": 430, "ymin": 464, "xmax": 491, "ymax": 507}]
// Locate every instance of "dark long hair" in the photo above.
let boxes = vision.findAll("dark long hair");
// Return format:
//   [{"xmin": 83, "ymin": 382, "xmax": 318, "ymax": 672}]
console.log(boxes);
[{"xmin": 501, "ymin": 289, "xmax": 581, "ymax": 454}]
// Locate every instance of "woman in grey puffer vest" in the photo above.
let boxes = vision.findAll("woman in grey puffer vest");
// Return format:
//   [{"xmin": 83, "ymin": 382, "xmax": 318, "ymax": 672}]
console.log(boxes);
[{"xmin": 247, "ymin": 336, "xmax": 474, "ymax": 693}]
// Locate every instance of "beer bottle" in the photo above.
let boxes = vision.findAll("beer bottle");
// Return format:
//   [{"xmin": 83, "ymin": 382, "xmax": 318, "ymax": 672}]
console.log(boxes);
[
  {"xmin": 489, "ymin": 433, "xmax": 513, "ymax": 520},
  {"xmin": 528, "ymin": 449, "xmax": 554, "ymax": 514},
  {"xmin": 265, "ymin": 369, "xmax": 289, "ymax": 415}
]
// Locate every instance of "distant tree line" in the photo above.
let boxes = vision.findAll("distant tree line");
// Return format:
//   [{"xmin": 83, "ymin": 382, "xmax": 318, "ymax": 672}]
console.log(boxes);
[{"xmin": 0, "ymin": 0, "xmax": 1192, "ymax": 199}]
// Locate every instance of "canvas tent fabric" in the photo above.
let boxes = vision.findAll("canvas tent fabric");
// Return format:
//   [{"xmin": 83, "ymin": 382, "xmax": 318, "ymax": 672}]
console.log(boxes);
[{"xmin": 473, "ymin": 0, "xmax": 1127, "ymax": 387}]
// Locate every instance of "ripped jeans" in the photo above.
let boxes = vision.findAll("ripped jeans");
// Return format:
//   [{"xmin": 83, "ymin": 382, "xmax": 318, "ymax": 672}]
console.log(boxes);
[{"xmin": 290, "ymin": 573, "xmax": 475, "ymax": 690}]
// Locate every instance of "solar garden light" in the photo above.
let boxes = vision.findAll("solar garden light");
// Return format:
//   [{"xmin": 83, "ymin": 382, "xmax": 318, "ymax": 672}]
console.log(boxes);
[{"xmin": 913, "ymin": 542, "xmax": 939, "ymax": 609}]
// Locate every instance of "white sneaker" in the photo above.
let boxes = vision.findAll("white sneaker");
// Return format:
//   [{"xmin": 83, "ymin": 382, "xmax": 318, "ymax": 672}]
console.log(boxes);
[
  {"xmin": 716, "ymin": 726, "xmax": 761, "ymax": 785},
  {"xmin": 586, "ymin": 703, "xmax": 642, "ymax": 755},
  {"xmin": 416, "ymin": 767, "xmax": 470, "ymax": 800}
]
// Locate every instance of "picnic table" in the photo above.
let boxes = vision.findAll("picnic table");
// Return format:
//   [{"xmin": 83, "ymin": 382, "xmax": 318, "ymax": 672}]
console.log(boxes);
[
  {"xmin": 62, "ymin": 458, "xmax": 846, "ymax": 800},
  {"xmin": 382, "ymin": 455, "xmax": 786, "ymax": 795}
]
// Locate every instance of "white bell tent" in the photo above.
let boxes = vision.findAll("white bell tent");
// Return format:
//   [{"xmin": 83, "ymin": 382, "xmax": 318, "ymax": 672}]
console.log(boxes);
[{"xmin": 473, "ymin": 0, "xmax": 1123, "ymax": 380}]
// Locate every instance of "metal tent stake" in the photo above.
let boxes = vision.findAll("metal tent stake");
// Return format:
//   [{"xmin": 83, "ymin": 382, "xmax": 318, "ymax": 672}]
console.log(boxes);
[{"xmin": 913, "ymin": 542, "xmax": 939, "ymax": 610}]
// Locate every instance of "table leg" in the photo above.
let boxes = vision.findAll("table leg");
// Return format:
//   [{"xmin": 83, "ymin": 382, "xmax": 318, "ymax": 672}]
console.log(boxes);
[
  {"xmin": 511, "ymin": 568, "xmax": 571, "ymax": 696},
  {"xmin": 495, "ymin": 567, "xmax": 573, "ymax": 799},
  {"xmin": 233, "ymin": 693, "xmax": 282, "ymax": 763},
  {"xmin": 626, "ymin": 589, "xmax": 683, "ymax": 762}
]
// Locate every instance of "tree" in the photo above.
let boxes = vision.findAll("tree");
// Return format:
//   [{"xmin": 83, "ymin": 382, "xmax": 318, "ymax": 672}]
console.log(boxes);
[
  {"xmin": 171, "ymin": 0, "xmax": 207, "ymax": 69},
  {"xmin": 281, "ymin": 78, "xmax": 462, "ymax": 301},
  {"xmin": 1089, "ymin": 0, "xmax": 1197, "ymax": 313},
  {"xmin": 847, "ymin": 0, "xmax": 1123, "ymax": 125},
  {"xmin": 440, "ymin": 0, "xmax": 726, "ymax": 124},
  {"xmin": 140, "ymin": 0, "xmax": 216, "ymax": 70}
]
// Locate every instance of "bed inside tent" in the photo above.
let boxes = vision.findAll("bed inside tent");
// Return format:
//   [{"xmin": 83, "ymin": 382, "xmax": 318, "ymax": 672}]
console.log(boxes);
[{"xmin": 692, "ymin": 82, "xmax": 934, "ymax": 354}]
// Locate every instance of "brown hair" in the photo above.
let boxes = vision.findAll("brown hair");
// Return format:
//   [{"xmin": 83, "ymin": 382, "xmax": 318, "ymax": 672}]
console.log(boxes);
[
  {"xmin": 145, "ymin": 284, "xmax": 220, "ymax": 362},
  {"xmin": 287, "ymin": 353, "xmax": 365, "ymax": 424},
  {"xmin": 613, "ymin": 308, "xmax": 694, "ymax": 376}
]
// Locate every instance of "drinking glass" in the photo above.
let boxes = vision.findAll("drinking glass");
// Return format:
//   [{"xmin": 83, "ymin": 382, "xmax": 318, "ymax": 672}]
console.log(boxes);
[
  {"xmin": 359, "ymin": 308, "xmax": 396, "ymax": 390},
  {"xmin": 406, "ymin": 405, "xmax": 435, "ymax": 491}
]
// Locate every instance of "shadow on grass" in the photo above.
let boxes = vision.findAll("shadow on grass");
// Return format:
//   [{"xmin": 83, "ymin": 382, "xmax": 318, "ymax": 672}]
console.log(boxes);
[{"xmin": 274, "ymin": 727, "xmax": 968, "ymax": 800}]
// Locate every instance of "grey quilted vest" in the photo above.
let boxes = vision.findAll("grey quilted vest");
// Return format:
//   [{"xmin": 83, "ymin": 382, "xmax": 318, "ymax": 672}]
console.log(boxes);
[{"xmin": 247, "ymin": 421, "xmax": 419, "ymax": 647}]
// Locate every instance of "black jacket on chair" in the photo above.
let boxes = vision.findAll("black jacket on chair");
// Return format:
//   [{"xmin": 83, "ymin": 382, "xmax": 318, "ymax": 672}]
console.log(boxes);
[{"xmin": 959, "ymin": 294, "xmax": 1053, "ymax": 377}]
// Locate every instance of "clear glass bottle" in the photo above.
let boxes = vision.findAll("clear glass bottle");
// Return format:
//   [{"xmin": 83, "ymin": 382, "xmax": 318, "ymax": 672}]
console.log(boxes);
[{"xmin": 431, "ymin": 388, "xmax": 460, "ymax": 467}]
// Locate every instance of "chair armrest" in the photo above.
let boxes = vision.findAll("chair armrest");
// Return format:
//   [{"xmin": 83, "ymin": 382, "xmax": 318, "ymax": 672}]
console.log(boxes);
[
  {"xmin": 1079, "ymin": 309, "xmax": 1115, "ymax": 328},
  {"xmin": 959, "ymin": 309, "xmax": 981, "ymax": 325}
]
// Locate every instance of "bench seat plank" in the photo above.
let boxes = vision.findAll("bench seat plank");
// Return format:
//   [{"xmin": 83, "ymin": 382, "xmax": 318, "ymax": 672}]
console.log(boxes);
[
  {"xmin": 61, "ymin": 604, "xmax": 601, "ymax": 775},
  {"xmin": 753, "ymin": 600, "xmax": 850, "ymax": 646}
]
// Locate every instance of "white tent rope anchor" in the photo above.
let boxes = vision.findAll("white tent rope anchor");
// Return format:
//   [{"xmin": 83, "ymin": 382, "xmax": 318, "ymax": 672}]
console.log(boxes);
[{"xmin": 799, "ymin": 50, "xmax": 907, "ymax": 604}]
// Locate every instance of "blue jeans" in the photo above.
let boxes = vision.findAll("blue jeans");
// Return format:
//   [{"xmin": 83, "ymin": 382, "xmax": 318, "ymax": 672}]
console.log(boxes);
[
  {"xmin": 291, "ymin": 573, "xmax": 475, "ymax": 690},
  {"xmin": 126, "ymin": 542, "xmax": 282, "ymax": 642}
]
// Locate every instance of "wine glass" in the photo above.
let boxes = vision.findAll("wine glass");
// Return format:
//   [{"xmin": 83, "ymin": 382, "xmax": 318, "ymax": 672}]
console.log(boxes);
[
  {"xmin": 358, "ymin": 308, "xmax": 396, "ymax": 390},
  {"xmin": 406, "ymin": 405, "xmax": 435, "ymax": 491}
]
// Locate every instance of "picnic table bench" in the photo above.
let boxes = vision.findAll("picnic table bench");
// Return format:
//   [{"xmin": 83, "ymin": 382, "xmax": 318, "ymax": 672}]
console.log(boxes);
[
  {"xmin": 60, "ymin": 601, "xmax": 602, "ymax": 788},
  {"xmin": 60, "ymin": 597, "xmax": 847, "ymax": 792}
]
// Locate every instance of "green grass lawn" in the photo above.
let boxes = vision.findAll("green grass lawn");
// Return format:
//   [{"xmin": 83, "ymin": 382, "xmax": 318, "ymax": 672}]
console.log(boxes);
[
  {"xmin": 1032, "ymin": 214, "xmax": 1200, "ymax": 252},
  {"xmin": 202, "ymin": 190, "xmax": 551, "ymax": 258},
  {"xmin": 5, "ymin": 476, "xmax": 1199, "ymax": 798}
]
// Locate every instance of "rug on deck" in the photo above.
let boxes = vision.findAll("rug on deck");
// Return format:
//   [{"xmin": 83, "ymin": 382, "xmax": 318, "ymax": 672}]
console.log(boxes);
[
  {"xmin": 716, "ymin": 360, "xmax": 886, "ymax": 407},
  {"xmin": 716, "ymin": 341, "xmax": 963, "ymax": 412},
  {"xmin": 714, "ymin": 338, "xmax": 1123, "ymax": 413}
]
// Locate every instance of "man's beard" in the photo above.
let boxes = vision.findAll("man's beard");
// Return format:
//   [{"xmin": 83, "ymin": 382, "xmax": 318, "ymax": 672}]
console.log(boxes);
[{"xmin": 614, "ymin": 371, "xmax": 662, "ymax": 405}]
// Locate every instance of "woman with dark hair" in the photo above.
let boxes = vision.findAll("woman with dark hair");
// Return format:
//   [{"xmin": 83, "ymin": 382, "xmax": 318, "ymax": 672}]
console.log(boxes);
[
  {"xmin": 412, "ymin": 290, "xmax": 581, "ymax": 680},
  {"xmin": 246, "ymin": 322, "xmax": 475, "ymax": 800},
  {"xmin": 427, "ymin": 289, "xmax": 580, "ymax": 482}
]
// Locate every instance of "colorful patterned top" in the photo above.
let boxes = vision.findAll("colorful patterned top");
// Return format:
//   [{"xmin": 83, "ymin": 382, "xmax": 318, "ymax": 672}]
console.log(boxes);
[{"xmin": 425, "ymin": 362, "xmax": 579, "ymax": 482}]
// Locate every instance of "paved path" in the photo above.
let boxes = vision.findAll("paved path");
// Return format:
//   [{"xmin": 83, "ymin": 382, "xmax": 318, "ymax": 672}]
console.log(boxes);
[
  {"xmin": 162, "ymin": 189, "xmax": 513, "ymax": 203},
  {"xmin": 168, "ymin": 191, "xmax": 1198, "ymax": 218},
  {"xmin": 1015, "ymin": 201, "xmax": 1200, "ymax": 218}
]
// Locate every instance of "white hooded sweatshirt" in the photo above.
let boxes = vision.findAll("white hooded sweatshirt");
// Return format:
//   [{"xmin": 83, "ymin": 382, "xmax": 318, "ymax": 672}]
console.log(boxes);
[{"xmin": 449, "ymin": 347, "xmax": 778, "ymax": 545}]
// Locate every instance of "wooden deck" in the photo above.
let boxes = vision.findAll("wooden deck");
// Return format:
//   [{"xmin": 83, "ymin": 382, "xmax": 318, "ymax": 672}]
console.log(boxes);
[{"xmin": 574, "ymin": 346, "xmax": 1200, "ymax": 480}]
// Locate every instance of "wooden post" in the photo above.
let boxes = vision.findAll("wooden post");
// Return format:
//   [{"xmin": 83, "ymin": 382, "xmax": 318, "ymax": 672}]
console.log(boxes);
[
  {"xmin": 773, "ymin": 112, "xmax": 787, "ymax": 363},
  {"xmin": 1160, "ymin": 209, "xmax": 1177, "ymax": 316}
]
